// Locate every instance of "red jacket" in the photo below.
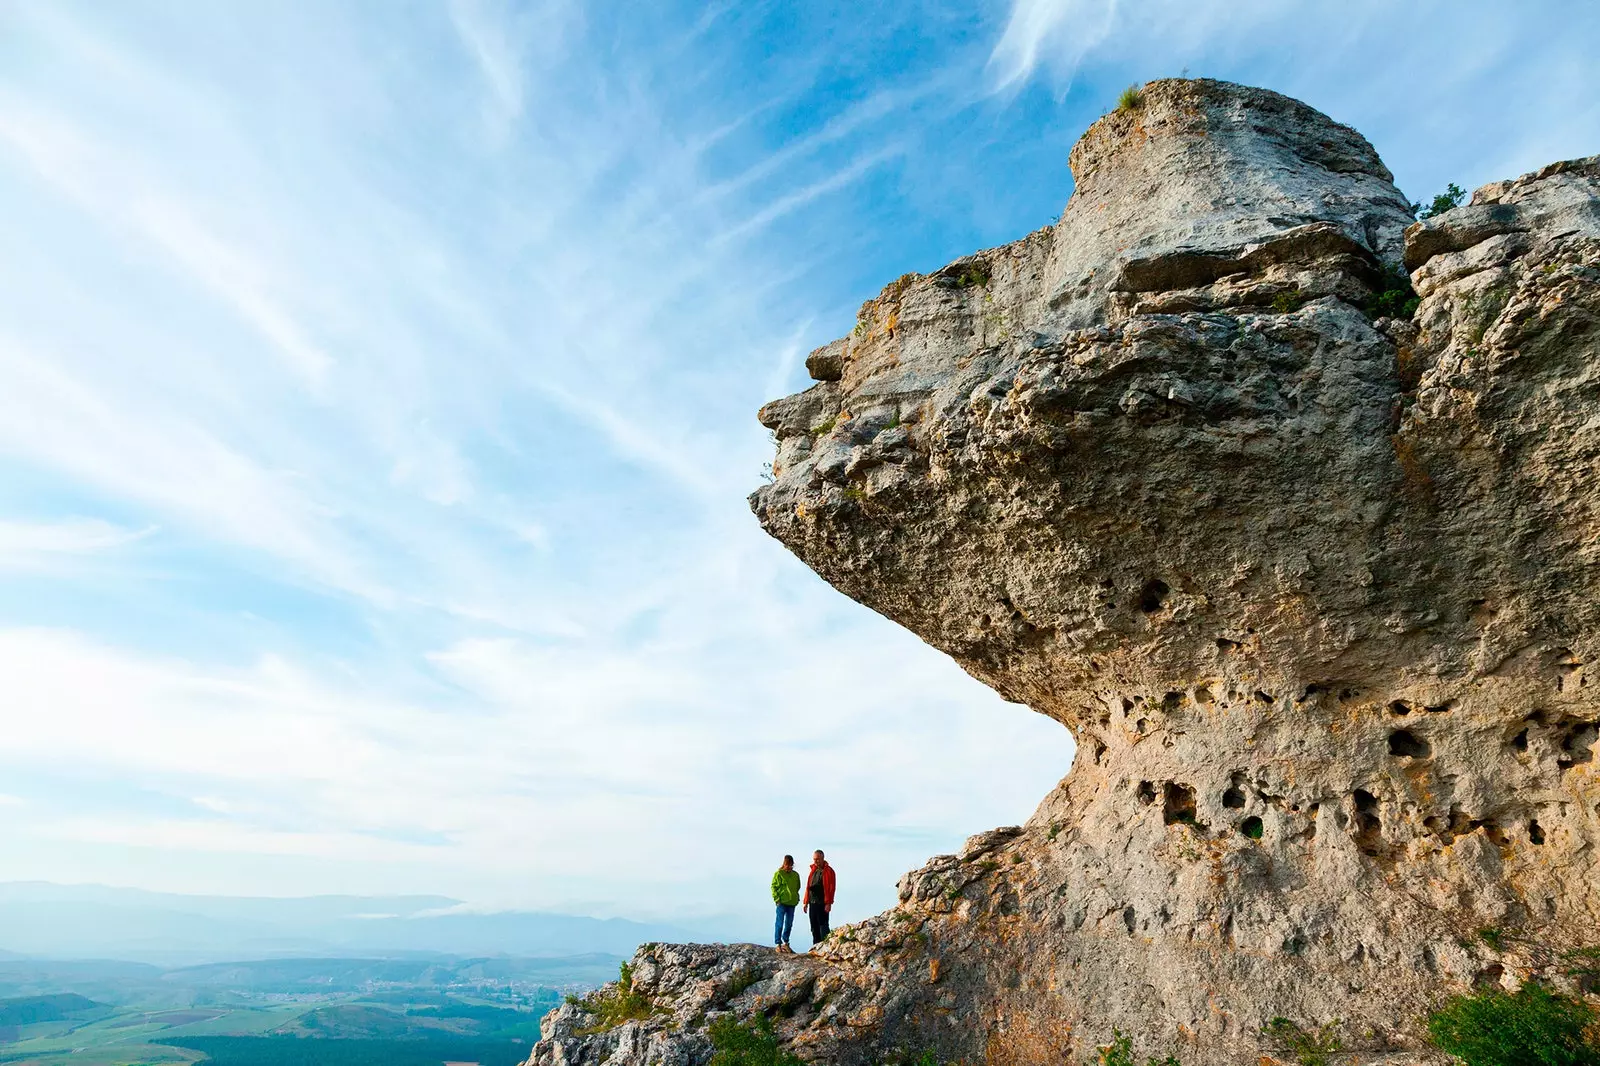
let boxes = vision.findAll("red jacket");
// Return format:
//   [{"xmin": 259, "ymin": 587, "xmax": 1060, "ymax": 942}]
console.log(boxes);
[{"xmin": 805, "ymin": 861, "xmax": 836, "ymax": 907}]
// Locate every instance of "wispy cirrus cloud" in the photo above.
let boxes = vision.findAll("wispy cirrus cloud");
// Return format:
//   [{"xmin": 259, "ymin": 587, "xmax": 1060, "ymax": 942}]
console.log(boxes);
[{"xmin": 0, "ymin": 519, "xmax": 153, "ymax": 563}]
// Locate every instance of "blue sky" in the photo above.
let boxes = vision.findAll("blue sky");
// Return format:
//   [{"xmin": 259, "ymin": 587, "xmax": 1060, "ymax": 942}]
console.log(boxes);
[{"xmin": 0, "ymin": 0, "xmax": 1595, "ymax": 934}]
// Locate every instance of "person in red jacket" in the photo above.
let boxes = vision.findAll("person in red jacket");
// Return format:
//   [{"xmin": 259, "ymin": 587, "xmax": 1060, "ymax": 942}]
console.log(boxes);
[{"xmin": 801, "ymin": 849, "xmax": 836, "ymax": 946}]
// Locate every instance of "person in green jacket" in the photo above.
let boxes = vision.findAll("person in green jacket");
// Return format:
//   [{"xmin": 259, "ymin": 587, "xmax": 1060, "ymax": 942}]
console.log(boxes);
[{"xmin": 771, "ymin": 854, "xmax": 800, "ymax": 952}]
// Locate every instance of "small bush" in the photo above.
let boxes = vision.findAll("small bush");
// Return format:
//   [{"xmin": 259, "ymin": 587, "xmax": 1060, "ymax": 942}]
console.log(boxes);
[
  {"xmin": 1479, "ymin": 927, "xmax": 1509, "ymax": 952},
  {"xmin": 708, "ymin": 1015, "xmax": 804, "ymax": 1066},
  {"xmin": 1364, "ymin": 266, "xmax": 1420, "ymax": 320},
  {"xmin": 952, "ymin": 261, "xmax": 991, "ymax": 289},
  {"xmin": 1417, "ymin": 182, "xmax": 1468, "ymax": 220},
  {"xmin": 1117, "ymin": 85, "xmax": 1146, "ymax": 112},
  {"xmin": 1427, "ymin": 983, "xmax": 1600, "ymax": 1066},
  {"xmin": 571, "ymin": 963, "xmax": 658, "ymax": 1034},
  {"xmin": 1271, "ymin": 289, "xmax": 1312, "ymax": 314},
  {"xmin": 1261, "ymin": 1017, "xmax": 1342, "ymax": 1066},
  {"xmin": 1099, "ymin": 1029, "xmax": 1181, "ymax": 1066}
]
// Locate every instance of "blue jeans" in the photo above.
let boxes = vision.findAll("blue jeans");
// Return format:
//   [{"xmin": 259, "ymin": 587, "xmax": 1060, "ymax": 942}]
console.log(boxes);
[{"xmin": 773, "ymin": 903, "xmax": 795, "ymax": 945}]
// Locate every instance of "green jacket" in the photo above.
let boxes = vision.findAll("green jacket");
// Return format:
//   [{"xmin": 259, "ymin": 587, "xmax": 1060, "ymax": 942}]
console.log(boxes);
[{"xmin": 771, "ymin": 867, "xmax": 801, "ymax": 906}]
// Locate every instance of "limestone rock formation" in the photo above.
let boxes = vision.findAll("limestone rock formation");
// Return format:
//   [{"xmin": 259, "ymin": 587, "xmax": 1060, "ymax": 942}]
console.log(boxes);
[{"xmin": 531, "ymin": 80, "xmax": 1600, "ymax": 1066}]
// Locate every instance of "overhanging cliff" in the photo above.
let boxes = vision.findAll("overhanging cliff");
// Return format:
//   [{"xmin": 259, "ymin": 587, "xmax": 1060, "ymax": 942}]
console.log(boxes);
[{"xmin": 533, "ymin": 78, "xmax": 1600, "ymax": 1066}]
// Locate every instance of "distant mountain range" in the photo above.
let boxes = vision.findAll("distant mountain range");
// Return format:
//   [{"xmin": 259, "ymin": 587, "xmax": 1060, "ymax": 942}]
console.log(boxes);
[{"xmin": 0, "ymin": 882, "xmax": 719, "ymax": 965}]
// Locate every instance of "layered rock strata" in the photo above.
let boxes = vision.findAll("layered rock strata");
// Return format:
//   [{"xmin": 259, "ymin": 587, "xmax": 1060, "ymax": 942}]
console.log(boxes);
[{"xmin": 532, "ymin": 80, "xmax": 1600, "ymax": 1066}]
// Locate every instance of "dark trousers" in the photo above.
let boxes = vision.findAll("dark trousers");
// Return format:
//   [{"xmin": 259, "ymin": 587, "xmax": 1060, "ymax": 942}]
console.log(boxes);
[{"xmin": 807, "ymin": 898, "xmax": 829, "ymax": 944}]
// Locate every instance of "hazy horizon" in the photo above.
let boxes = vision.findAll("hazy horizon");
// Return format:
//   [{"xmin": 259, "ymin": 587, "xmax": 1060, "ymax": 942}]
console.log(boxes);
[{"xmin": 0, "ymin": 880, "xmax": 732, "ymax": 966}]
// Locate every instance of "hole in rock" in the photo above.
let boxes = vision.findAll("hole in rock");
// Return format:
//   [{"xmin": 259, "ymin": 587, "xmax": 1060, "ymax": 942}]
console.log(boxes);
[
  {"xmin": 1512, "ymin": 729, "xmax": 1529, "ymax": 753},
  {"xmin": 1529, "ymin": 820, "xmax": 1546, "ymax": 845},
  {"xmin": 1254, "ymin": 690, "xmax": 1273, "ymax": 704},
  {"xmin": 1161, "ymin": 691, "xmax": 1183, "ymax": 712},
  {"xmin": 1481, "ymin": 821, "xmax": 1510, "ymax": 847},
  {"xmin": 1352, "ymin": 790, "xmax": 1382, "ymax": 854},
  {"xmin": 1388, "ymin": 729, "xmax": 1431, "ymax": 758},
  {"xmin": 1474, "ymin": 964, "xmax": 1505, "ymax": 989},
  {"xmin": 1388, "ymin": 700, "xmax": 1412, "ymax": 716},
  {"xmin": 1222, "ymin": 787, "xmax": 1246, "ymax": 809},
  {"xmin": 1425, "ymin": 699, "xmax": 1458, "ymax": 714},
  {"xmin": 1163, "ymin": 783, "xmax": 1198, "ymax": 826},
  {"xmin": 979, "ymin": 614, "xmax": 992, "ymax": 628},
  {"xmin": 1134, "ymin": 718, "xmax": 1149, "ymax": 735},
  {"xmin": 1136, "ymin": 781, "xmax": 1157, "ymax": 805},
  {"xmin": 1555, "ymin": 652, "xmax": 1584, "ymax": 692},
  {"xmin": 1216, "ymin": 638, "xmax": 1241, "ymax": 653},
  {"xmin": 1138, "ymin": 578, "xmax": 1170, "ymax": 613},
  {"xmin": 1195, "ymin": 685, "xmax": 1214, "ymax": 704},
  {"xmin": 1122, "ymin": 906, "xmax": 1136, "ymax": 935},
  {"xmin": 1240, "ymin": 816, "xmax": 1264, "ymax": 840},
  {"xmin": 1560, "ymin": 722, "xmax": 1597, "ymax": 767}
]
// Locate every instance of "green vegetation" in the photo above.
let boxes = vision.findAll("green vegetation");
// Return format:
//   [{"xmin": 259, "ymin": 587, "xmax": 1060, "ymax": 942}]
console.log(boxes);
[
  {"xmin": 1427, "ymin": 983, "xmax": 1600, "ymax": 1066},
  {"xmin": 0, "ymin": 993, "xmax": 101, "ymax": 1026},
  {"xmin": 951, "ymin": 261, "xmax": 991, "ymax": 289},
  {"xmin": 707, "ymin": 1015, "xmax": 804, "ymax": 1066},
  {"xmin": 0, "ymin": 955, "xmax": 571, "ymax": 1066},
  {"xmin": 1261, "ymin": 1017, "xmax": 1342, "ymax": 1066},
  {"xmin": 1099, "ymin": 1028, "xmax": 1180, "ymax": 1066},
  {"xmin": 1478, "ymin": 927, "xmax": 1509, "ymax": 951},
  {"xmin": 1117, "ymin": 85, "xmax": 1147, "ymax": 112},
  {"xmin": 809, "ymin": 416, "xmax": 837, "ymax": 437},
  {"xmin": 1364, "ymin": 266, "xmax": 1420, "ymax": 320},
  {"xmin": 1240, "ymin": 816, "xmax": 1264, "ymax": 840},
  {"xmin": 569, "ymin": 963, "xmax": 657, "ymax": 1034},
  {"xmin": 1417, "ymin": 182, "xmax": 1468, "ymax": 220}
]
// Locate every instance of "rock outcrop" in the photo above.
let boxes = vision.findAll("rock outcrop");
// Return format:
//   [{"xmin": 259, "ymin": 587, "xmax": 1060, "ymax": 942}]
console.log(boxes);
[{"xmin": 532, "ymin": 80, "xmax": 1600, "ymax": 1066}]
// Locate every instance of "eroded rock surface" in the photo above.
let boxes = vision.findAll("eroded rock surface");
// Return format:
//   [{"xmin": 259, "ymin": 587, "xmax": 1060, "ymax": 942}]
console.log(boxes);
[{"xmin": 531, "ymin": 80, "xmax": 1600, "ymax": 1066}]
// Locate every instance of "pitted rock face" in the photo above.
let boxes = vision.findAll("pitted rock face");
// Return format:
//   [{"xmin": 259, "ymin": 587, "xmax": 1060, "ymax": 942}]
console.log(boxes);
[{"xmin": 531, "ymin": 80, "xmax": 1600, "ymax": 1066}]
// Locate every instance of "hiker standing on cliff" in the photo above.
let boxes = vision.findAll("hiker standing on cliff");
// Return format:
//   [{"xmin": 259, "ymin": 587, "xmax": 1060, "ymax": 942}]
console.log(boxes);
[
  {"xmin": 770, "ymin": 854, "xmax": 800, "ymax": 953},
  {"xmin": 802, "ymin": 849, "xmax": 835, "ymax": 946}
]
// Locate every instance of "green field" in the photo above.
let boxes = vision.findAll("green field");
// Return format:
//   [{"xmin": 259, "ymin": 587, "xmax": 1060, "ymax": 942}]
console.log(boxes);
[{"xmin": 0, "ymin": 956, "xmax": 591, "ymax": 1066}]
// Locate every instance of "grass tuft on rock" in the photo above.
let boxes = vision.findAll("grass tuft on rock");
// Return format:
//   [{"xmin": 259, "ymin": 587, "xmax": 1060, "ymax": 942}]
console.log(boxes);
[
  {"xmin": 708, "ymin": 1015, "xmax": 804, "ymax": 1066},
  {"xmin": 1261, "ymin": 1017, "xmax": 1341, "ymax": 1066},
  {"xmin": 1427, "ymin": 983, "xmax": 1600, "ymax": 1066},
  {"xmin": 1117, "ymin": 85, "xmax": 1146, "ymax": 112},
  {"xmin": 1099, "ymin": 1029, "xmax": 1181, "ymax": 1066},
  {"xmin": 567, "ymin": 963, "xmax": 659, "ymax": 1034}
]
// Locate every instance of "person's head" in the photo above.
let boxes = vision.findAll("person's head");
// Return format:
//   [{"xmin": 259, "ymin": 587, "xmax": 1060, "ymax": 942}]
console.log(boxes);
[
  {"xmin": 781, "ymin": 854, "xmax": 794, "ymax": 870},
  {"xmin": 813, "ymin": 849, "xmax": 825, "ymax": 864}
]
